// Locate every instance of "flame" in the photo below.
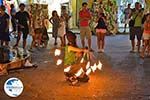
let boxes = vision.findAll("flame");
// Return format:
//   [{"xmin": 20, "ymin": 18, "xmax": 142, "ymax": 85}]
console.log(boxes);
[
  {"xmin": 86, "ymin": 61, "xmax": 90, "ymax": 70},
  {"xmin": 86, "ymin": 68, "xmax": 92, "ymax": 75},
  {"xmin": 75, "ymin": 68, "xmax": 84, "ymax": 77},
  {"xmin": 64, "ymin": 66, "xmax": 71, "ymax": 72},
  {"xmin": 80, "ymin": 57, "xmax": 84, "ymax": 63},
  {"xmin": 56, "ymin": 59, "xmax": 62, "ymax": 65},
  {"xmin": 97, "ymin": 60, "xmax": 102, "ymax": 70},
  {"xmin": 91, "ymin": 63, "xmax": 97, "ymax": 72},
  {"xmin": 54, "ymin": 49, "xmax": 61, "ymax": 56}
]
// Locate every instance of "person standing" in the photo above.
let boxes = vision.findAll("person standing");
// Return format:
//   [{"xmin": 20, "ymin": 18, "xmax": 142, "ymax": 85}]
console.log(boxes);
[
  {"xmin": 41, "ymin": 16, "xmax": 49, "ymax": 48},
  {"xmin": 129, "ymin": 2, "xmax": 144, "ymax": 53},
  {"xmin": 10, "ymin": 4, "xmax": 16, "ymax": 34},
  {"xmin": 58, "ymin": 16, "xmax": 66, "ymax": 47},
  {"xmin": 140, "ymin": 13, "xmax": 150, "ymax": 58},
  {"xmin": 123, "ymin": 4, "xmax": 132, "ymax": 33},
  {"xmin": 14, "ymin": 3, "xmax": 31, "ymax": 49},
  {"xmin": 0, "ymin": 5, "xmax": 10, "ymax": 46},
  {"xmin": 79, "ymin": 2, "xmax": 92, "ymax": 51},
  {"xmin": 49, "ymin": 10, "xmax": 59, "ymax": 46},
  {"xmin": 95, "ymin": 13, "xmax": 107, "ymax": 53},
  {"xmin": 61, "ymin": 7, "xmax": 71, "ymax": 32}
]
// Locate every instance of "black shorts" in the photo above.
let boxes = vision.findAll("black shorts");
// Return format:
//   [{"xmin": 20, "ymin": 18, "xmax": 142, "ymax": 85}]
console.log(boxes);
[
  {"xmin": 130, "ymin": 27, "xmax": 143, "ymax": 41},
  {"xmin": 18, "ymin": 26, "xmax": 29, "ymax": 39}
]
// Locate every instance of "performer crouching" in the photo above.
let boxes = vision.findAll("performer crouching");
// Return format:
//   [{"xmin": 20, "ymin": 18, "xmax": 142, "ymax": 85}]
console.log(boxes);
[{"xmin": 64, "ymin": 31, "xmax": 91, "ymax": 85}]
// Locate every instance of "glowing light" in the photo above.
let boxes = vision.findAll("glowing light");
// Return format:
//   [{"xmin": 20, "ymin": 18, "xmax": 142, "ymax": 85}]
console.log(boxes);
[
  {"xmin": 64, "ymin": 66, "xmax": 71, "ymax": 72},
  {"xmin": 91, "ymin": 63, "xmax": 97, "ymax": 72},
  {"xmin": 75, "ymin": 68, "xmax": 84, "ymax": 77},
  {"xmin": 80, "ymin": 58, "xmax": 84, "ymax": 63},
  {"xmin": 54, "ymin": 49, "xmax": 61, "ymax": 56},
  {"xmin": 56, "ymin": 59, "xmax": 62, "ymax": 65},
  {"xmin": 97, "ymin": 61, "xmax": 102, "ymax": 70},
  {"xmin": 86, "ymin": 61, "xmax": 90, "ymax": 70},
  {"xmin": 86, "ymin": 68, "xmax": 92, "ymax": 75}
]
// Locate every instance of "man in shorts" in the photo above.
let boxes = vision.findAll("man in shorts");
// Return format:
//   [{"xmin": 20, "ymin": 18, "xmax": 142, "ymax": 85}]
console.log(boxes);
[
  {"xmin": 79, "ymin": 2, "xmax": 92, "ymax": 51},
  {"xmin": 14, "ymin": 3, "xmax": 31, "ymax": 49},
  {"xmin": 129, "ymin": 2, "xmax": 144, "ymax": 53}
]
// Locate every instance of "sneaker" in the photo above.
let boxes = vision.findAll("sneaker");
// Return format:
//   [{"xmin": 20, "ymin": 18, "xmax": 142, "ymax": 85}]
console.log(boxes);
[
  {"xmin": 89, "ymin": 48, "xmax": 94, "ymax": 52},
  {"xmin": 97, "ymin": 49, "xmax": 101, "ymax": 53},
  {"xmin": 101, "ymin": 49, "xmax": 104, "ymax": 53},
  {"xmin": 23, "ymin": 49, "xmax": 27, "ymax": 56},
  {"xmin": 130, "ymin": 50, "xmax": 135, "ymax": 53}
]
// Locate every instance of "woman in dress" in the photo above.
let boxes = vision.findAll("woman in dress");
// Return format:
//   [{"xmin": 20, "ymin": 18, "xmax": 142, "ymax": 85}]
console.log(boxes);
[
  {"xmin": 49, "ymin": 10, "xmax": 59, "ymax": 46},
  {"xmin": 58, "ymin": 16, "xmax": 66, "ymax": 46}
]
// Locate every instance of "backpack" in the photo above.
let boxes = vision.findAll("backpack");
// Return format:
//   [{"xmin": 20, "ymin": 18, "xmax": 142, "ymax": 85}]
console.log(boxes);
[{"xmin": 0, "ymin": 46, "xmax": 10, "ymax": 63}]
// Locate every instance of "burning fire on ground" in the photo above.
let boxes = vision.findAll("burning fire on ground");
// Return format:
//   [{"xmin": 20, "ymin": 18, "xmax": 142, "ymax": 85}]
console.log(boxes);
[{"xmin": 54, "ymin": 49, "xmax": 103, "ymax": 85}]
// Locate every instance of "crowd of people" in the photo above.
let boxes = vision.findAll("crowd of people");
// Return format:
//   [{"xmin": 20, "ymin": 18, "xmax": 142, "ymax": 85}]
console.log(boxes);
[
  {"xmin": 0, "ymin": 2, "xmax": 149, "ymax": 55},
  {"xmin": 0, "ymin": 2, "xmax": 150, "ymax": 85},
  {"xmin": 123, "ymin": 2, "xmax": 150, "ymax": 58}
]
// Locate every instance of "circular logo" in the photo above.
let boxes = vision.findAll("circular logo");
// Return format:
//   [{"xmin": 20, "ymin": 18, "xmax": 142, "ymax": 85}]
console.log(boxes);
[{"xmin": 4, "ymin": 77, "xmax": 24, "ymax": 97}]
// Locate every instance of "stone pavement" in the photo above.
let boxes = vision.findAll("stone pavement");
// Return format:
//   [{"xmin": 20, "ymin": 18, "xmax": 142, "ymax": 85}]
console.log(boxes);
[{"xmin": 0, "ymin": 34, "xmax": 150, "ymax": 100}]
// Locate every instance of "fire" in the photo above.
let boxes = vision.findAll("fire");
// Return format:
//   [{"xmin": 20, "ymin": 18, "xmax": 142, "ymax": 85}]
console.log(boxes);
[
  {"xmin": 86, "ymin": 68, "xmax": 92, "ymax": 75},
  {"xmin": 64, "ymin": 66, "xmax": 71, "ymax": 72},
  {"xmin": 86, "ymin": 61, "xmax": 90, "ymax": 70},
  {"xmin": 56, "ymin": 59, "xmax": 62, "ymax": 65},
  {"xmin": 91, "ymin": 63, "xmax": 97, "ymax": 72},
  {"xmin": 80, "ymin": 57, "xmax": 84, "ymax": 63},
  {"xmin": 75, "ymin": 68, "xmax": 84, "ymax": 77},
  {"xmin": 86, "ymin": 61, "xmax": 103, "ymax": 75},
  {"xmin": 54, "ymin": 49, "xmax": 61, "ymax": 56},
  {"xmin": 97, "ymin": 60, "xmax": 102, "ymax": 70}
]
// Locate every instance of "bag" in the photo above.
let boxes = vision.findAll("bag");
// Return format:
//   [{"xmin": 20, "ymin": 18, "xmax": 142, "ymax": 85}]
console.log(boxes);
[
  {"xmin": 129, "ymin": 19, "xmax": 135, "ymax": 27},
  {"xmin": 129, "ymin": 12, "xmax": 139, "ymax": 27}
]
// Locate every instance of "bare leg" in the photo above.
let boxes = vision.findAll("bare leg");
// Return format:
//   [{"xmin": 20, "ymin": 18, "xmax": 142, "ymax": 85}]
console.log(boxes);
[
  {"xmin": 124, "ymin": 23, "xmax": 127, "ymax": 32},
  {"xmin": 81, "ymin": 39, "xmax": 85, "ymax": 48},
  {"xmin": 1, "ymin": 40, "xmax": 4, "ymax": 46},
  {"xmin": 101, "ymin": 33, "xmax": 105, "ymax": 50},
  {"xmin": 54, "ymin": 36, "xmax": 57, "ymax": 45},
  {"xmin": 96, "ymin": 33, "xmax": 100, "ymax": 50},
  {"xmin": 131, "ymin": 40, "xmax": 135, "ymax": 52},
  {"xmin": 30, "ymin": 35, "xmax": 35, "ymax": 49},
  {"xmin": 23, "ymin": 39, "xmax": 27, "ymax": 49},
  {"xmin": 5, "ymin": 41, "xmax": 9, "ymax": 47},
  {"xmin": 141, "ymin": 40, "xmax": 148, "ymax": 58},
  {"xmin": 14, "ymin": 32, "xmax": 21, "ymax": 47},
  {"xmin": 88, "ymin": 38, "xmax": 91, "ymax": 50},
  {"xmin": 137, "ymin": 40, "xmax": 141, "ymax": 53}
]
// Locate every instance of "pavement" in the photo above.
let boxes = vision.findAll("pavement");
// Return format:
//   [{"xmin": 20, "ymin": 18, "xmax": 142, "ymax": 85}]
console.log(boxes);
[{"xmin": 0, "ymin": 34, "xmax": 150, "ymax": 100}]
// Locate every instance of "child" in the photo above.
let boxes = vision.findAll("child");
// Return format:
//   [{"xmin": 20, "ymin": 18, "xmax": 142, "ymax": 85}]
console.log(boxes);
[
  {"xmin": 64, "ymin": 31, "xmax": 90, "ymax": 85},
  {"xmin": 140, "ymin": 13, "xmax": 150, "ymax": 58},
  {"xmin": 49, "ymin": 10, "xmax": 59, "ymax": 46},
  {"xmin": 58, "ymin": 16, "xmax": 66, "ymax": 47},
  {"xmin": 30, "ymin": 16, "xmax": 42, "ymax": 50},
  {"xmin": 41, "ymin": 16, "xmax": 49, "ymax": 48}
]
